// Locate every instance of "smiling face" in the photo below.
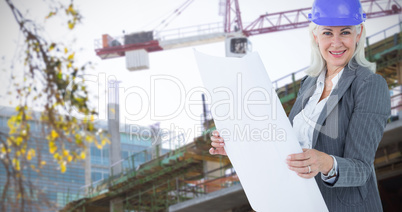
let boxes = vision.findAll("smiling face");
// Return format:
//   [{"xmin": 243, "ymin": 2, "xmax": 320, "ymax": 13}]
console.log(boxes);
[{"xmin": 314, "ymin": 25, "xmax": 362, "ymax": 72}]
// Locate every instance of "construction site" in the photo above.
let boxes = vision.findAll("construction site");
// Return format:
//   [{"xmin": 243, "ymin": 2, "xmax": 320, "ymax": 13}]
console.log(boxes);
[{"xmin": 59, "ymin": 0, "xmax": 402, "ymax": 211}]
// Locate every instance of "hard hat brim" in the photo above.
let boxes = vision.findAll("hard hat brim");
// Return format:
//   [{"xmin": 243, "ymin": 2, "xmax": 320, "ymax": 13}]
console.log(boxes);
[{"xmin": 312, "ymin": 18, "xmax": 363, "ymax": 26}]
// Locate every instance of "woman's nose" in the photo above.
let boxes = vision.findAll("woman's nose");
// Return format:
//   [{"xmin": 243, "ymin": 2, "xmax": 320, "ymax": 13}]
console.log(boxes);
[{"xmin": 331, "ymin": 35, "xmax": 342, "ymax": 47}]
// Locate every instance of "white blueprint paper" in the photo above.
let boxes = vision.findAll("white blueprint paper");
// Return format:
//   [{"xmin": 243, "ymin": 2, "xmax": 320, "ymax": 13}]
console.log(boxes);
[{"xmin": 194, "ymin": 51, "xmax": 328, "ymax": 212}]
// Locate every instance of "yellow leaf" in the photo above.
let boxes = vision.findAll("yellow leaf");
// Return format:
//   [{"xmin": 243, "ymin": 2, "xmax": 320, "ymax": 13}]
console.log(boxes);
[
  {"xmin": 8, "ymin": 118, "xmax": 17, "ymax": 135},
  {"xmin": 103, "ymin": 138, "xmax": 110, "ymax": 145},
  {"xmin": 68, "ymin": 21, "xmax": 75, "ymax": 30},
  {"xmin": 88, "ymin": 123, "xmax": 94, "ymax": 131},
  {"xmin": 9, "ymin": 128, "xmax": 16, "ymax": 135},
  {"xmin": 13, "ymin": 158, "xmax": 20, "ymax": 171},
  {"xmin": 67, "ymin": 62, "xmax": 72, "ymax": 68},
  {"xmin": 27, "ymin": 149, "xmax": 35, "ymax": 161},
  {"xmin": 67, "ymin": 4, "xmax": 74, "ymax": 13},
  {"xmin": 7, "ymin": 120, "xmax": 13, "ymax": 129},
  {"xmin": 80, "ymin": 152, "xmax": 86, "ymax": 159},
  {"xmin": 64, "ymin": 47, "xmax": 68, "ymax": 54},
  {"xmin": 45, "ymin": 12, "xmax": 56, "ymax": 19},
  {"xmin": 49, "ymin": 141, "xmax": 57, "ymax": 154},
  {"xmin": 60, "ymin": 163, "xmax": 66, "ymax": 173},
  {"xmin": 15, "ymin": 137, "xmax": 23, "ymax": 145},
  {"xmin": 63, "ymin": 149, "xmax": 69, "ymax": 156},
  {"xmin": 76, "ymin": 138, "xmax": 82, "ymax": 145},
  {"xmin": 67, "ymin": 53, "xmax": 75, "ymax": 60},
  {"xmin": 67, "ymin": 155, "xmax": 73, "ymax": 162},
  {"xmin": 54, "ymin": 152, "xmax": 60, "ymax": 160},
  {"xmin": 85, "ymin": 135, "xmax": 94, "ymax": 143},
  {"xmin": 41, "ymin": 161, "xmax": 46, "ymax": 166},
  {"xmin": 101, "ymin": 138, "xmax": 107, "ymax": 146},
  {"xmin": 95, "ymin": 142, "xmax": 103, "ymax": 149},
  {"xmin": 6, "ymin": 138, "xmax": 12, "ymax": 146},
  {"xmin": 51, "ymin": 130, "xmax": 58, "ymax": 140},
  {"xmin": 90, "ymin": 115, "xmax": 94, "ymax": 122},
  {"xmin": 49, "ymin": 43, "xmax": 56, "ymax": 51}
]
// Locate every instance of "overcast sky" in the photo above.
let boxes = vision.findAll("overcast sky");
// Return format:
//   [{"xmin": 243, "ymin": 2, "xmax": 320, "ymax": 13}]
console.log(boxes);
[{"xmin": 0, "ymin": 0, "xmax": 400, "ymax": 143}]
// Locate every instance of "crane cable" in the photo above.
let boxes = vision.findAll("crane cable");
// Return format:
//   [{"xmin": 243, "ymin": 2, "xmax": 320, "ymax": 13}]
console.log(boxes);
[{"xmin": 153, "ymin": 0, "xmax": 195, "ymax": 32}]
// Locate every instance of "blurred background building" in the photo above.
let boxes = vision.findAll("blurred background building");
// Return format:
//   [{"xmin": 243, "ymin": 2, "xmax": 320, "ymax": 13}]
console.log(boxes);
[{"xmin": 0, "ymin": 106, "xmax": 167, "ymax": 211}]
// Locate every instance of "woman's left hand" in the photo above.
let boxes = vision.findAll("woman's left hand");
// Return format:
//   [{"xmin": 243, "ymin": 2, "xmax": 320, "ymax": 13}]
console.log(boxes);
[{"xmin": 286, "ymin": 148, "xmax": 333, "ymax": 179}]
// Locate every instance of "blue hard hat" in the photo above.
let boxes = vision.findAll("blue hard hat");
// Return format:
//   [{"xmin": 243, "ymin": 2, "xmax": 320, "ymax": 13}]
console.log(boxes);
[{"xmin": 308, "ymin": 0, "xmax": 367, "ymax": 26}]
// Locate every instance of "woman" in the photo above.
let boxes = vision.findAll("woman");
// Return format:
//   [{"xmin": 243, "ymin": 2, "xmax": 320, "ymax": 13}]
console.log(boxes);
[{"xmin": 210, "ymin": 0, "xmax": 391, "ymax": 211}]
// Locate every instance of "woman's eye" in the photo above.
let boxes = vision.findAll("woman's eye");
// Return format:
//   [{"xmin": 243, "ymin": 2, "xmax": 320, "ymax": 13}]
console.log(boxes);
[
  {"xmin": 342, "ymin": 31, "xmax": 351, "ymax": 35},
  {"xmin": 323, "ymin": 32, "xmax": 332, "ymax": 35}
]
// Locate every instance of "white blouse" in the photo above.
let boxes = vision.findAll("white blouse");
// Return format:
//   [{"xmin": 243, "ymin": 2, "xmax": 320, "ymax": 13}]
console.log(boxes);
[{"xmin": 293, "ymin": 68, "xmax": 344, "ymax": 182}]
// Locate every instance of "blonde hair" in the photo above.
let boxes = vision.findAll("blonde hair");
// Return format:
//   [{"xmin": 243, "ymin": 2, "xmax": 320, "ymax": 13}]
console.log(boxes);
[{"xmin": 305, "ymin": 22, "xmax": 376, "ymax": 77}]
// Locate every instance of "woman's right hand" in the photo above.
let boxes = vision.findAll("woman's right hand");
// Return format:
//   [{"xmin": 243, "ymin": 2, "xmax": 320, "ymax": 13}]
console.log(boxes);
[{"xmin": 209, "ymin": 130, "xmax": 227, "ymax": 156}]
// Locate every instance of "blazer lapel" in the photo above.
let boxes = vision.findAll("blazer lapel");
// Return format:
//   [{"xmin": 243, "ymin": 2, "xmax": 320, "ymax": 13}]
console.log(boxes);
[
  {"xmin": 312, "ymin": 66, "xmax": 357, "ymax": 148},
  {"xmin": 289, "ymin": 77, "xmax": 318, "ymax": 125}
]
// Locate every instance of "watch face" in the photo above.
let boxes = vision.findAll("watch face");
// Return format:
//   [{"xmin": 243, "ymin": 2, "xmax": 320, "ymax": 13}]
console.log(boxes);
[{"xmin": 329, "ymin": 167, "xmax": 336, "ymax": 176}]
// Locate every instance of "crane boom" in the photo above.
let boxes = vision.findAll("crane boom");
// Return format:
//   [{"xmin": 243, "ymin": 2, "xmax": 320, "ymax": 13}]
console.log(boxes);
[{"xmin": 244, "ymin": 0, "xmax": 401, "ymax": 36}]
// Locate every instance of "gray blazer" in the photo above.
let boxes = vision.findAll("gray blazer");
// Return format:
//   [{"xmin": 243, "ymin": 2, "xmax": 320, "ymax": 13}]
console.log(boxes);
[{"xmin": 288, "ymin": 63, "xmax": 390, "ymax": 212}]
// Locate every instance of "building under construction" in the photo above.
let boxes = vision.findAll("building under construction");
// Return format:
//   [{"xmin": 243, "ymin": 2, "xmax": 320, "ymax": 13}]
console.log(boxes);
[{"xmin": 61, "ymin": 22, "xmax": 402, "ymax": 211}]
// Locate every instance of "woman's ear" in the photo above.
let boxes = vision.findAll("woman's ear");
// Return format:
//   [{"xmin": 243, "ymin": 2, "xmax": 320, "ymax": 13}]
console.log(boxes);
[
  {"xmin": 357, "ymin": 24, "xmax": 363, "ymax": 43},
  {"xmin": 313, "ymin": 33, "xmax": 319, "ymax": 46}
]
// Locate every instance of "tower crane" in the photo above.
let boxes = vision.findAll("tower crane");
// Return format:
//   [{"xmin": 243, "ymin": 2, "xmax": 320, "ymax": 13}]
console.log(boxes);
[{"xmin": 94, "ymin": 0, "xmax": 401, "ymax": 71}]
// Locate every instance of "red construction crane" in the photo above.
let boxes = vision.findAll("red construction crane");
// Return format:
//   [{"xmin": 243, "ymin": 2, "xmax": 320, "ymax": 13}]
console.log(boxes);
[{"xmin": 94, "ymin": 0, "xmax": 401, "ymax": 71}]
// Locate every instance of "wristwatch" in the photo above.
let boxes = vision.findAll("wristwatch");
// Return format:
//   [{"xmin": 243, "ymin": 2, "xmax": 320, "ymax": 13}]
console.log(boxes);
[
  {"xmin": 326, "ymin": 166, "xmax": 337, "ymax": 178},
  {"xmin": 325, "ymin": 156, "xmax": 337, "ymax": 179}
]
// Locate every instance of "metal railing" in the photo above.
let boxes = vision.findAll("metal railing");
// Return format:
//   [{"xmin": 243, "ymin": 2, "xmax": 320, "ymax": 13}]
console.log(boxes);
[
  {"xmin": 366, "ymin": 22, "xmax": 402, "ymax": 46},
  {"xmin": 155, "ymin": 22, "xmax": 225, "ymax": 42},
  {"xmin": 390, "ymin": 86, "xmax": 402, "ymax": 121},
  {"xmin": 272, "ymin": 66, "xmax": 308, "ymax": 90},
  {"xmin": 366, "ymin": 22, "xmax": 402, "ymax": 61},
  {"xmin": 78, "ymin": 130, "xmax": 187, "ymax": 197}
]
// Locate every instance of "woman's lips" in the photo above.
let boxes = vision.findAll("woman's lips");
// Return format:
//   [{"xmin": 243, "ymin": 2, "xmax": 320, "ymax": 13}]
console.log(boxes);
[{"xmin": 329, "ymin": 50, "xmax": 346, "ymax": 57}]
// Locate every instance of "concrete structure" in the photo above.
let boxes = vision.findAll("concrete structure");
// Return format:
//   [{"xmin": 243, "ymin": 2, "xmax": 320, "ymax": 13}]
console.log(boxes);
[
  {"xmin": 107, "ymin": 80, "xmax": 123, "ymax": 212},
  {"xmin": 169, "ymin": 184, "xmax": 249, "ymax": 212},
  {"xmin": 108, "ymin": 80, "xmax": 122, "ymax": 176}
]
